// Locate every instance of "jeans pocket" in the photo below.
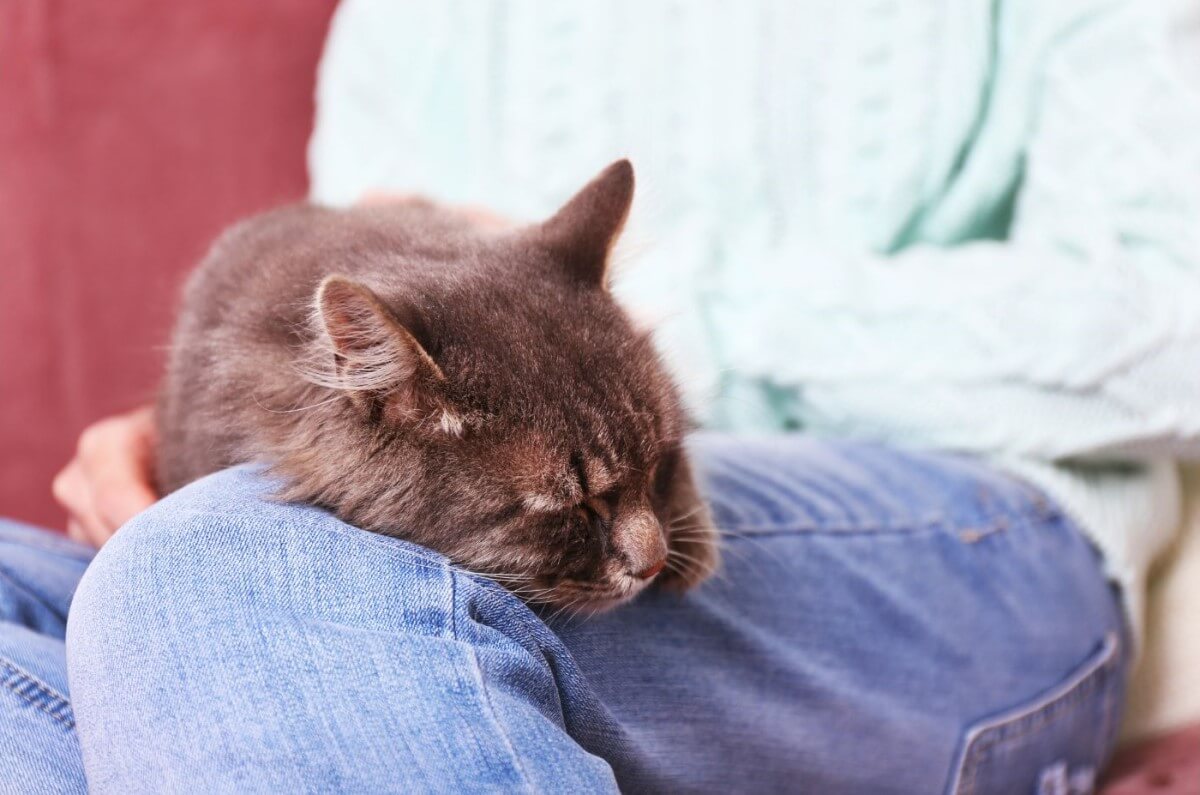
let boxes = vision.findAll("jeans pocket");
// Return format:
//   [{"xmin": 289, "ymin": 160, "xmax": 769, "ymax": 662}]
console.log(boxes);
[{"xmin": 947, "ymin": 632, "xmax": 1123, "ymax": 795}]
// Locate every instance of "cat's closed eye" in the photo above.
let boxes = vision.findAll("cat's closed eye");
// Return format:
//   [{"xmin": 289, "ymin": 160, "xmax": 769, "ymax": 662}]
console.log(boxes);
[{"xmin": 581, "ymin": 497, "xmax": 612, "ymax": 523}]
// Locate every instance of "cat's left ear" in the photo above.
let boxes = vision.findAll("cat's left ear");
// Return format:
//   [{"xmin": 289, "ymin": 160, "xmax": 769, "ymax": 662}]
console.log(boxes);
[
  {"xmin": 314, "ymin": 275, "xmax": 449, "ymax": 426},
  {"xmin": 537, "ymin": 159, "xmax": 634, "ymax": 289}
]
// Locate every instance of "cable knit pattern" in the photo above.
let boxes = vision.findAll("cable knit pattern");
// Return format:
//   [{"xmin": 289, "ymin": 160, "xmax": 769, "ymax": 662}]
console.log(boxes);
[{"xmin": 309, "ymin": 0, "xmax": 1200, "ymax": 645}]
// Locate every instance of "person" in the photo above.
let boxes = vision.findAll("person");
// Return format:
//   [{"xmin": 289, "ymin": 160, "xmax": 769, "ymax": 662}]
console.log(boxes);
[{"xmin": 5, "ymin": 0, "xmax": 1199, "ymax": 791}]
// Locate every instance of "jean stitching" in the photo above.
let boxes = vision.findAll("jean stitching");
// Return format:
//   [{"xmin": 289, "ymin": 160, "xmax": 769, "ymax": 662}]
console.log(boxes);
[
  {"xmin": 718, "ymin": 502, "xmax": 1070, "ymax": 538},
  {"xmin": 707, "ymin": 464, "xmax": 1066, "ymax": 537},
  {"xmin": 718, "ymin": 518, "xmax": 944, "ymax": 536},
  {"xmin": 1096, "ymin": 637, "xmax": 1126, "ymax": 764},
  {"xmin": 970, "ymin": 663, "xmax": 1110, "ymax": 757},
  {"xmin": 971, "ymin": 634, "xmax": 1119, "ymax": 758},
  {"xmin": 449, "ymin": 563, "xmax": 460, "ymax": 642},
  {"xmin": 450, "ymin": 572, "xmax": 536, "ymax": 794},
  {"xmin": 952, "ymin": 632, "xmax": 1120, "ymax": 795},
  {"xmin": 0, "ymin": 656, "xmax": 75, "ymax": 730},
  {"xmin": 471, "ymin": 646, "xmax": 536, "ymax": 793},
  {"xmin": 1096, "ymin": 679, "xmax": 1115, "ymax": 767},
  {"xmin": 706, "ymin": 467, "xmax": 1062, "ymax": 533}
]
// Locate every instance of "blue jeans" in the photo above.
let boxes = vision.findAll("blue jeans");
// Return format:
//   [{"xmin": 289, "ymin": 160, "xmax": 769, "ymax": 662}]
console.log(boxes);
[{"xmin": 1, "ymin": 436, "xmax": 1126, "ymax": 793}]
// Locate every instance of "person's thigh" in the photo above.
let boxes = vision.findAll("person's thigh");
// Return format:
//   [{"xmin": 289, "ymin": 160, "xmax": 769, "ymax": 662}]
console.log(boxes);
[
  {"xmin": 63, "ymin": 438, "xmax": 1128, "ymax": 795},
  {"xmin": 552, "ymin": 434, "xmax": 1128, "ymax": 794},
  {"xmin": 0, "ymin": 518, "xmax": 93, "ymax": 794}
]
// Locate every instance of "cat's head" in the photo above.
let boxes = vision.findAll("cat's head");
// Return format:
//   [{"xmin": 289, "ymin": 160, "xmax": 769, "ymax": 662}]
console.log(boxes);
[{"xmin": 296, "ymin": 160, "xmax": 718, "ymax": 614}]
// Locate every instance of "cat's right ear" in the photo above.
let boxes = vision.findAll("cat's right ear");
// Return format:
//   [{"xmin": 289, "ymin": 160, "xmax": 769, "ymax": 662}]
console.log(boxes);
[
  {"xmin": 536, "ymin": 159, "xmax": 635, "ymax": 289},
  {"xmin": 314, "ymin": 275, "xmax": 446, "ymax": 423}
]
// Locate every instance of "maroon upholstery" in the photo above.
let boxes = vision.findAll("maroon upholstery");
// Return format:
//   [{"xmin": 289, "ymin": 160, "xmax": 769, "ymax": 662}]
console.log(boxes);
[
  {"xmin": 1102, "ymin": 724, "xmax": 1200, "ymax": 795},
  {"xmin": 0, "ymin": 1, "xmax": 338, "ymax": 527}
]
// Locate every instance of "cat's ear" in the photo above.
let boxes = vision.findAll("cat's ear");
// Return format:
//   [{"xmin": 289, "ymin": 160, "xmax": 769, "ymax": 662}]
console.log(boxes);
[
  {"xmin": 537, "ymin": 159, "xmax": 634, "ymax": 288},
  {"xmin": 314, "ymin": 275, "xmax": 446, "ymax": 423}
]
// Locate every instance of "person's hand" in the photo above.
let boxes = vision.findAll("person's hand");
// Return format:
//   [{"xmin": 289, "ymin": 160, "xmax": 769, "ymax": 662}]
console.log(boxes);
[{"xmin": 52, "ymin": 405, "xmax": 158, "ymax": 548}]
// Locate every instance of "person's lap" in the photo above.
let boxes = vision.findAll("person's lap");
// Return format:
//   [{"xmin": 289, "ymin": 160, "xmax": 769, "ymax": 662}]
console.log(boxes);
[{"xmin": 0, "ymin": 434, "xmax": 1127, "ymax": 793}]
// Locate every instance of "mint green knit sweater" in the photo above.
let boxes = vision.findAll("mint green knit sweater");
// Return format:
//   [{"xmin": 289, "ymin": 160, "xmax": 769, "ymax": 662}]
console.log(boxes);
[{"xmin": 309, "ymin": 0, "xmax": 1200, "ymax": 643}]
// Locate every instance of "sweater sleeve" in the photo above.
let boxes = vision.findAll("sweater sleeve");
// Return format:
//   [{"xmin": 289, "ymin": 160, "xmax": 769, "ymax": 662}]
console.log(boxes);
[{"xmin": 717, "ymin": 0, "xmax": 1200, "ymax": 463}]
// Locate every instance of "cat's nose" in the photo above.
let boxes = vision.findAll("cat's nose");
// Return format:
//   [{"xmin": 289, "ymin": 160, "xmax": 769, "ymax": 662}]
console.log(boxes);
[
  {"xmin": 614, "ymin": 505, "xmax": 668, "ymax": 581},
  {"xmin": 634, "ymin": 557, "xmax": 667, "ymax": 580}
]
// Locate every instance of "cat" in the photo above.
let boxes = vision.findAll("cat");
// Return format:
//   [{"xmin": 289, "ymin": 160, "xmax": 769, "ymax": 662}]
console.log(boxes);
[{"xmin": 156, "ymin": 160, "xmax": 719, "ymax": 614}]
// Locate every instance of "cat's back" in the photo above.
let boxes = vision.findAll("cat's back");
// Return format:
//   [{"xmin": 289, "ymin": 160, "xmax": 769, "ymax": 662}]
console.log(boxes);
[
  {"xmin": 179, "ymin": 202, "xmax": 342, "ymax": 342},
  {"xmin": 181, "ymin": 200, "xmax": 474, "ymax": 342}
]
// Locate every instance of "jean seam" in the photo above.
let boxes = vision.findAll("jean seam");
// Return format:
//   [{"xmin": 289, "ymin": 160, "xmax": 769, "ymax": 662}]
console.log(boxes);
[
  {"xmin": 721, "ymin": 519, "xmax": 945, "ymax": 536},
  {"xmin": 472, "ymin": 647, "xmax": 537, "ymax": 793},
  {"xmin": 710, "ymin": 480, "xmax": 1064, "ymax": 537},
  {"xmin": 1096, "ymin": 632, "xmax": 1127, "ymax": 765},
  {"xmin": 719, "ymin": 498, "xmax": 1073, "ymax": 537},
  {"xmin": 971, "ymin": 633, "xmax": 1118, "ymax": 756},
  {"xmin": 971, "ymin": 664, "xmax": 1111, "ymax": 758},
  {"xmin": 0, "ymin": 655, "xmax": 75, "ymax": 730},
  {"xmin": 950, "ymin": 632, "xmax": 1120, "ymax": 794},
  {"xmin": 451, "ymin": 573, "xmax": 536, "ymax": 794},
  {"xmin": 720, "ymin": 516, "xmax": 1015, "ymax": 538}
]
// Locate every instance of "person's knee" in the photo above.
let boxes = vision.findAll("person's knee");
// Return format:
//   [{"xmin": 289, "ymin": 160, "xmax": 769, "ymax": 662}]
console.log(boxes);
[
  {"xmin": 63, "ymin": 466, "xmax": 484, "ymax": 789},
  {"xmin": 65, "ymin": 470, "xmax": 271, "ymax": 698},
  {"xmin": 68, "ymin": 468, "xmax": 268, "ymax": 632}
]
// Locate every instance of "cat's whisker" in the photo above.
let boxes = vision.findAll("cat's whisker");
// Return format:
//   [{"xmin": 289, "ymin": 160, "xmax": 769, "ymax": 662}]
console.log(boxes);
[
  {"xmin": 667, "ymin": 523, "xmax": 719, "ymax": 538},
  {"xmin": 543, "ymin": 596, "xmax": 578, "ymax": 624},
  {"xmin": 664, "ymin": 558, "xmax": 696, "ymax": 577},
  {"xmin": 667, "ymin": 530, "xmax": 727, "ymax": 554},
  {"xmin": 665, "ymin": 550, "xmax": 713, "ymax": 579},
  {"xmin": 669, "ymin": 505, "xmax": 709, "ymax": 525},
  {"xmin": 250, "ymin": 392, "xmax": 345, "ymax": 414},
  {"xmin": 683, "ymin": 526, "xmax": 791, "ymax": 583},
  {"xmin": 509, "ymin": 581, "xmax": 556, "ymax": 594},
  {"xmin": 665, "ymin": 542, "xmax": 708, "ymax": 562},
  {"xmin": 562, "ymin": 593, "xmax": 592, "ymax": 620},
  {"xmin": 668, "ymin": 528, "xmax": 719, "ymax": 544}
]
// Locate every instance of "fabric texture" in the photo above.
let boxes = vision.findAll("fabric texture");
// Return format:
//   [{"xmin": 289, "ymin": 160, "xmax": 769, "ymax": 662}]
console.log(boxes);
[
  {"xmin": 0, "ymin": 437, "xmax": 1126, "ymax": 792},
  {"xmin": 0, "ymin": 520, "xmax": 92, "ymax": 793},
  {"xmin": 307, "ymin": 0, "xmax": 1200, "ymax": 645}
]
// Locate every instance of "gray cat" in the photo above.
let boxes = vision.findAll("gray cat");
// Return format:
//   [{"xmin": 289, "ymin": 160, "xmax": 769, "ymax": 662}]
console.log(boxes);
[{"xmin": 156, "ymin": 160, "xmax": 719, "ymax": 613}]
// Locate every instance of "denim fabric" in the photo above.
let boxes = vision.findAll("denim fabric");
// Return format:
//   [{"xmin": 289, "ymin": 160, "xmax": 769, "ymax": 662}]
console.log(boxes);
[
  {"xmin": 0, "ymin": 435, "xmax": 1126, "ymax": 793},
  {"xmin": 0, "ymin": 520, "xmax": 91, "ymax": 794}
]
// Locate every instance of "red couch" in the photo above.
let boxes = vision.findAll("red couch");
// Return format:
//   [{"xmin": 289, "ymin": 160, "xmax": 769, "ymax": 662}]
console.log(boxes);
[{"xmin": 0, "ymin": 0, "xmax": 338, "ymax": 527}]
